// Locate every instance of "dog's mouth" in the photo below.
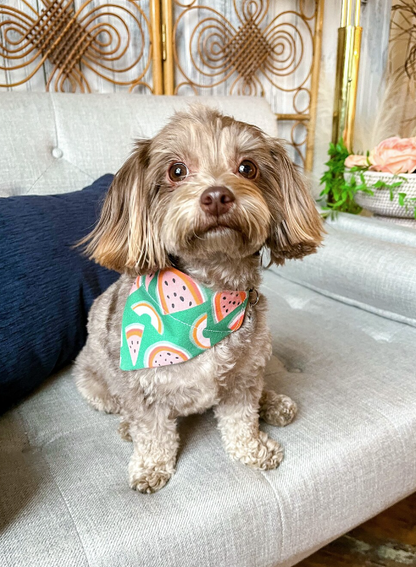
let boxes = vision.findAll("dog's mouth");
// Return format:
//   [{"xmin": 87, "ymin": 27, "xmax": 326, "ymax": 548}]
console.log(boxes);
[
  {"xmin": 205, "ymin": 225, "xmax": 239, "ymax": 236},
  {"xmin": 174, "ymin": 215, "xmax": 264, "ymax": 257},
  {"xmin": 195, "ymin": 220, "xmax": 242, "ymax": 238}
]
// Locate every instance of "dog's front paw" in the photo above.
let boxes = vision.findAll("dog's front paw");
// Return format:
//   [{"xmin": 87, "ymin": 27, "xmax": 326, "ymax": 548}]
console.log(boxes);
[
  {"xmin": 228, "ymin": 431, "xmax": 284, "ymax": 470},
  {"xmin": 260, "ymin": 390, "xmax": 297, "ymax": 427},
  {"xmin": 128, "ymin": 454, "xmax": 176, "ymax": 493}
]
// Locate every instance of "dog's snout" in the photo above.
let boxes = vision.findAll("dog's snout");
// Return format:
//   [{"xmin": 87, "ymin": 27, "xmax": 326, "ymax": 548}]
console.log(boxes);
[{"xmin": 200, "ymin": 186, "xmax": 235, "ymax": 217}]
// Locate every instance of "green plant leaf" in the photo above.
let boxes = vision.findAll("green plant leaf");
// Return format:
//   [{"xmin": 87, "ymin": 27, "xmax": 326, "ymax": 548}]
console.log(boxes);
[
  {"xmin": 372, "ymin": 179, "xmax": 404, "ymax": 191},
  {"xmin": 319, "ymin": 138, "xmax": 364, "ymax": 215},
  {"xmin": 398, "ymin": 192, "xmax": 407, "ymax": 207}
]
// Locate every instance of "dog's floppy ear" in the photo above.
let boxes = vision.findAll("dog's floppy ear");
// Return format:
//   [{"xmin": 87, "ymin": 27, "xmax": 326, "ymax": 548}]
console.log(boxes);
[
  {"xmin": 266, "ymin": 140, "xmax": 324, "ymax": 266},
  {"xmin": 83, "ymin": 139, "xmax": 168, "ymax": 274}
]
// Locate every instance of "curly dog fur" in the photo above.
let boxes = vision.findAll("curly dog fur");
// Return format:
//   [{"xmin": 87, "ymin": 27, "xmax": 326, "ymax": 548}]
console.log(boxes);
[{"xmin": 74, "ymin": 106, "xmax": 323, "ymax": 493}]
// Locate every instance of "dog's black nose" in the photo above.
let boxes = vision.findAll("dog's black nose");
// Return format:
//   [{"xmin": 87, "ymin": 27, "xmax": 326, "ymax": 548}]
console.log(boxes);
[{"xmin": 200, "ymin": 186, "xmax": 235, "ymax": 217}]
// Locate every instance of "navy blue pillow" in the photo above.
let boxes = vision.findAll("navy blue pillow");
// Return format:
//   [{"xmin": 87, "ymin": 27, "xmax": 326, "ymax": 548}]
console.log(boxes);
[{"xmin": 0, "ymin": 174, "xmax": 118, "ymax": 414}]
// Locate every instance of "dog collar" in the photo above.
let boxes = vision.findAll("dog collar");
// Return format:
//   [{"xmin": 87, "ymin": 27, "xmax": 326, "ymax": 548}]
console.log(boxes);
[{"xmin": 120, "ymin": 268, "xmax": 249, "ymax": 369}]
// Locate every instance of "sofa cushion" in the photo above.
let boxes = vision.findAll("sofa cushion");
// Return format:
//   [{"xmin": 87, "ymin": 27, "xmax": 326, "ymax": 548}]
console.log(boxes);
[
  {"xmin": 0, "ymin": 175, "xmax": 118, "ymax": 414},
  {"xmin": 1, "ymin": 274, "xmax": 415, "ymax": 567}
]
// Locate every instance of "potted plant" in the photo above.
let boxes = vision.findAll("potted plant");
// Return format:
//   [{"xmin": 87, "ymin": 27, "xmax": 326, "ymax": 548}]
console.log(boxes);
[{"xmin": 320, "ymin": 137, "xmax": 416, "ymax": 227}]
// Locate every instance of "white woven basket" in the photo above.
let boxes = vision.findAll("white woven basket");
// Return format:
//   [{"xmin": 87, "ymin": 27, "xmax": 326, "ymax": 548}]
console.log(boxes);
[{"xmin": 348, "ymin": 171, "xmax": 416, "ymax": 220}]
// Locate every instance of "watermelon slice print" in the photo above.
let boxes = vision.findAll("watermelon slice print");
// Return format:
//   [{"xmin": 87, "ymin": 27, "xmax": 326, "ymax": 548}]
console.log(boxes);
[
  {"xmin": 125, "ymin": 323, "xmax": 145, "ymax": 366},
  {"xmin": 212, "ymin": 291, "xmax": 248, "ymax": 323},
  {"xmin": 144, "ymin": 272, "xmax": 156, "ymax": 290},
  {"xmin": 157, "ymin": 268, "xmax": 206, "ymax": 314},
  {"xmin": 228, "ymin": 308, "xmax": 246, "ymax": 331},
  {"xmin": 144, "ymin": 342, "xmax": 191, "ymax": 368},
  {"xmin": 131, "ymin": 301, "xmax": 163, "ymax": 334},
  {"xmin": 129, "ymin": 275, "xmax": 142, "ymax": 296},
  {"xmin": 190, "ymin": 313, "xmax": 210, "ymax": 349}
]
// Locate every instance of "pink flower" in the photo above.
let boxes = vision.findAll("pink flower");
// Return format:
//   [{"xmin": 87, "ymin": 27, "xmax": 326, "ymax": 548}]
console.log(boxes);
[
  {"xmin": 344, "ymin": 154, "xmax": 369, "ymax": 169},
  {"xmin": 370, "ymin": 137, "xmax": 416, "ymax": 174}
]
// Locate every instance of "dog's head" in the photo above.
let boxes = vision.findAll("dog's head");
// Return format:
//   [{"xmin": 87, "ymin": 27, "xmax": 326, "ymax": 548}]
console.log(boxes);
[{"xmin": 85, "ymin": 106, "xmax": 323, "ymax": 274}]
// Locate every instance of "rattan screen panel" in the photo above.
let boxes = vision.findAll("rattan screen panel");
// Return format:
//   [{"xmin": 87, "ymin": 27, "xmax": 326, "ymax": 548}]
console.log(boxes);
[
  {"xmin": 0, "ymin": 0, "xmax": 154, "ymax": 93},
  {"xmin": 170, "ymin": 0, "xmax": 323, "ymax": 166}
]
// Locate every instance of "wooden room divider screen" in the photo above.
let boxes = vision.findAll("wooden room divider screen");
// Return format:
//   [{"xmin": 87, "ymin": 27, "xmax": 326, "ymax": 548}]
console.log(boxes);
[{"xmin": 0, "ymin": 0, "xmax": 324, "ymax": 168}]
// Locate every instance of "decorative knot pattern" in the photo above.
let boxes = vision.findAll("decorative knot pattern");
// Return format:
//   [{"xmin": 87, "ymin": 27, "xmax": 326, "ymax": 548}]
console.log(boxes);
[
  {"xmin": 224, "ymin": 19, "xmax": 272, "ymax": 82},
  {"xmin": 26, "ymin": 1, "xmax": 93, "ymax": 76}
]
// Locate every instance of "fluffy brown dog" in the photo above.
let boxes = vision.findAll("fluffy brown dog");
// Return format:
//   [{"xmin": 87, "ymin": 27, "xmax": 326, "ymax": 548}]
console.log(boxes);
[{"xmin": 75, "ymin": 106, "xmax": 323, "ymax": 493}]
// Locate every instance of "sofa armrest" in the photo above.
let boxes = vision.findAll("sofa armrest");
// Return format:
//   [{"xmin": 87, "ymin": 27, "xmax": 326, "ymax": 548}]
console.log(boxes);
[{"xmin": 274, "ymin": 217, "xmax": 416, "ymax": 328}]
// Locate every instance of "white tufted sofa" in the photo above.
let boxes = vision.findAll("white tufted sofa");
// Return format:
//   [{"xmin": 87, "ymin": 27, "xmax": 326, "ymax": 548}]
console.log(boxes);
[{"xmin": 1, "ymin": 93, "xmax": 416, "ymax": 567}]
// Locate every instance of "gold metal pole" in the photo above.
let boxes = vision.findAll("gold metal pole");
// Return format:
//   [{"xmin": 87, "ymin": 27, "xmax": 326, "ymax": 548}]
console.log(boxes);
[
  {"xmin": 161, "ymin": 0, "xmax": 175, "ymax": 95},
  {"xmin": 354, "ymin": 0, "xmax": 361, "ymax": 26},
  {"xmin": 305, "ymin": 0, "xmax": 325, "ymax": 172},
  {"xmin": 150, "ymin": 0, "xmax": 163, "ymax": 95},
  {"xmin": 332, "ymin": 0, "xmax": 362, "ymax": 151},
  {"xmin": 341, "ymin": 0, "xmax": 348, "ymax": 27},
  {"xmin": 345, "ymin": 0, "xmax": 352, "ymax": 30}
]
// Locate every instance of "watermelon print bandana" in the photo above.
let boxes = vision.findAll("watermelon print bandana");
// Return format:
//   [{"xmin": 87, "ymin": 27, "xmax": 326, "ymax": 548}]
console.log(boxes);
[{"xmin": 120, "ymin": 268, "xmax": 249, "ymax": 370}]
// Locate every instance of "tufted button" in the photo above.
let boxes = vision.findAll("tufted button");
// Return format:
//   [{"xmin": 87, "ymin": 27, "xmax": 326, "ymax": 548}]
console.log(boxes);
[{"xmin": 52, "ymin": 147, "xmax": 63, "ymax": 159}]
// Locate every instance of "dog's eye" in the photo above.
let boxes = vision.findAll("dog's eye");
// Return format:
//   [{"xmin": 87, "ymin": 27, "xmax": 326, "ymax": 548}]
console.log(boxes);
[
  {"xmin": 238, "ymin": 160, "xmax": 258, "ymax": 180},
  {"xmin": 169, "ymin": 162, "xmax": 189, "ymax": 182}
]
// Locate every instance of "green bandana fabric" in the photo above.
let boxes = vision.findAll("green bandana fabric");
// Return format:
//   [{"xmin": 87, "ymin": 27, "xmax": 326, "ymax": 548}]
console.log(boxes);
[{"xmin": 120, "ymin": 268, "xmax": 249, "ymax": 370}]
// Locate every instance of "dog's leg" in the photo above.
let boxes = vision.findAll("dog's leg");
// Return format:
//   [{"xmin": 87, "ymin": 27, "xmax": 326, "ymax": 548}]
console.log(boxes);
[
  {"xmin": 74, "ymin": 345, "xmax": 121, "ymax": 414},
  {"xmin": 118, "ymin": 416, "xmax": 132, "ymax": 441},
  {"xmin": 127, "ymin": 405, "xmax": 179, "ymax": 493},
  {"xmin": 259, "ymin": 389, "xmax": 297, "ymax": 427},
  {"xmin": 214, "ymin": 383, "xmax": 284, "ymax": 470}
]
